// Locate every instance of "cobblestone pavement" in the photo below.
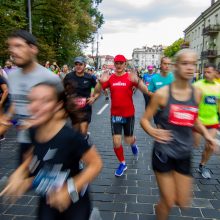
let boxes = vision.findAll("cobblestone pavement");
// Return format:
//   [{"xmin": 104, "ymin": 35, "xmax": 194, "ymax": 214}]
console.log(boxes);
[{"xmin": 0, "ymin": 90, "xmax": 220, "ymax": 220}]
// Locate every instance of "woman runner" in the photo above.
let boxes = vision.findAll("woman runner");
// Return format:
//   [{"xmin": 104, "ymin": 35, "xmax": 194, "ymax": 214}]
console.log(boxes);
[
  {"xmin": 140, "ymin": 49, "xmax": 217, "ymax": 220},
  {"xmin": 0, "ymin": 81, "xmax": 102, "ymax": 220}
]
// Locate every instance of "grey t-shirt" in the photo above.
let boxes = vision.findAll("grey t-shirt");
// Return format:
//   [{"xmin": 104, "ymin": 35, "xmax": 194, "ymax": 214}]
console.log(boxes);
[{"xmin": 8, "ymin": 64, "xmax": 62, "ymax": 143}]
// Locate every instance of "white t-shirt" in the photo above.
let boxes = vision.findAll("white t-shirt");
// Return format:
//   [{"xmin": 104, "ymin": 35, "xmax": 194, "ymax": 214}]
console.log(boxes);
[{"xmin": 8, "ymin": 63, "xmax": 62, "ymax": 143}]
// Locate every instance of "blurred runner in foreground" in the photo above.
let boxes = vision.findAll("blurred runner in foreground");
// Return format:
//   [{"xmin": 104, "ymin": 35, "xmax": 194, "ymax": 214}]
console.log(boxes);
[{"xmin": 141, "ymin": 49, "xmax": 217, "ymax": 220}]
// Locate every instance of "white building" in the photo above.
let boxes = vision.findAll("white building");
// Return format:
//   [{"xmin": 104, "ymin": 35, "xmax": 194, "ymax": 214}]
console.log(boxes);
[
  {"xmin": 132, "ymin": 45, "xmax": 164, "ymax": 69},
  {"xmin": 86, "ymin": 55, "xmax": 114, "ymax": 70},
  {"xmin": 184, "ymin": 0, "xmax": 220, "ymax": 72}
]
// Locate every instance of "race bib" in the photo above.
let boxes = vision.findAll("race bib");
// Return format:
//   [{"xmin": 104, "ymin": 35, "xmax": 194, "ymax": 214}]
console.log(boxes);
[
  {"xmin": 74, "ymin": 97, "xmax": 87, "ymax": 109},
  {"xmin": 204, "ymin": 96, "xmax": 217, "ymax": 105},
  {"xmin": 32, "ymin": 165, "xmax": 70, "ymax": 196},
  {"xmin": 112, "ymin": 116, "xmax": 127, "ymax": 124},
  {"xmin": 168, "ymin": 104, "xmax": 198, "ymax": 127}
]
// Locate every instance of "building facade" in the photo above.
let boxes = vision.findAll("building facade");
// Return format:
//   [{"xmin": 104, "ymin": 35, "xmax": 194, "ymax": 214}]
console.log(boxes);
[
  {"xmin": 86, "ymin": 55, "xmax": 114, "ymax": 70},
  {"xmin": 184, "ymin": 0, "xmax": 220, "ymax": 72},
  {"xmin": 132, "ymin": 45, "xmax": 164, "ymax": 69}
]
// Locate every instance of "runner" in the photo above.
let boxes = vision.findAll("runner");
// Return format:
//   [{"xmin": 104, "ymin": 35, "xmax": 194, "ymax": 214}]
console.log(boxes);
[
  {"xmin": 0, "ymin": 30, "xmax": 61, "ymax": 163},
  {"xmin": 140, "ymin": 49, "xmax": 217, "ymax": 220},
  {"xmin": 215, "ymin": 68, "xmax": 220, "ymax": 84},
  {"xmin": 148, "ymin": 57, "xmax": 174, "ymax": 125},
  {"xmin": 148, "ymin": 57, "xmax": 174, "ymax": 93},
  {"xmin": 193, "ymin": 63, "xmax": 220, "ymax": 179},
  {"xmin": 0, "ymin": 82, "xmax": 102, "ymax": 220},
  {"xmin": 142, "ymin": 65, "xmax": 155, "ymax": 108},
  {"xmin": 0, "ymin": 75, "xmax": 10, "ymax": 140},
  {"xmin": 59, "ymin": 64, "xmax": 70, "ymax": 81},
  {"xmin": 63, "ymin": 56, "xmax": 99, "ymax": 137},
  {"xmin": 95, "ymin": 54, "xmax": 149, "ymax": 177}
]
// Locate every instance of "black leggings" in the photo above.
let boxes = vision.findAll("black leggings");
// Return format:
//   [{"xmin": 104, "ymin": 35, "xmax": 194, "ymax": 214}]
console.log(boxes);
[{"xmin": 38, "ymin": 191, "xmax": 91, "ymax": 220}]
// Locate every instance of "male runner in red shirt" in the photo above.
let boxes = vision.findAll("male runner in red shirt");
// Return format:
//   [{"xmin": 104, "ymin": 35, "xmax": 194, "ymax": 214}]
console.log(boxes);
[{"xmin": 96, "ymin": 54, "xmax": 148, "ymax": 176}]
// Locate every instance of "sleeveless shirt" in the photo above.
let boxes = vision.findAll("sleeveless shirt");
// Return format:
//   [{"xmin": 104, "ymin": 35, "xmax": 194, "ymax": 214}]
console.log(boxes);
[{"xmin": 154, "ymin": 85, "xmax": 198, "ymax": 159}]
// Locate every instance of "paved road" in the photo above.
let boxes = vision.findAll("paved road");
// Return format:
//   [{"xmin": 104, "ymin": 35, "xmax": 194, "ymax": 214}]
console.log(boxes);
[{"xmin": 0, "ymin": 90, "xmax": 220, "ymax": 220}]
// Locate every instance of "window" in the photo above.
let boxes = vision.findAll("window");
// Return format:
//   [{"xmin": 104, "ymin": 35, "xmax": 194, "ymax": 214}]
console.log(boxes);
[
  {"xmin": 207, "ymin": 19, "xmax": 210, "ymax": 26},
  {"xmin": 215, "ymin": 14, "xmax": 218, "ymax": 24}
]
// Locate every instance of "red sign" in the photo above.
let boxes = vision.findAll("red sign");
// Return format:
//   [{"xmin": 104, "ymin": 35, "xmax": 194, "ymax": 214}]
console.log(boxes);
[
  {"xmin": 168, "ymin": 104, "xmax": 198, "ymax": 127},
  {"xmin": 74, "ymin": 97, "xmax": 87, "ymax": 109}
]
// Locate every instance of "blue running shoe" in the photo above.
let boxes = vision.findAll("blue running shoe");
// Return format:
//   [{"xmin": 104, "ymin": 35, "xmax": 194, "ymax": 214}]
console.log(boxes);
[
  {"xmin": 131, "ymin": 144, "xmax": 139, "ymax": 156},
  {"xmin": 115, "ymin": 163, "xmax": 127, "ymax": 177}
]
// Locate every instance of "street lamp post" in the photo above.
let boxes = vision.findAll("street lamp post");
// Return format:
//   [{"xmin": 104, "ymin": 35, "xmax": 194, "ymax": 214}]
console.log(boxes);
[
  {"xmin": 96, "ymin": 33, "xmax": 99, "ymax": 70},
  {"xmin": 95, "ymin": 31, "xmax": 103, "ymax": 70},
  {"xmin": 26, "ymin": 0, "xmax": 32, "ymax": 33}
]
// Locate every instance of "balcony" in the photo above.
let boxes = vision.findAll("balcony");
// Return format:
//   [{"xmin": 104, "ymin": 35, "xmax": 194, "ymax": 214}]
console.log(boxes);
[
  {"xmin": 203, "ymin": 24, "xmax": 220, "ymax": 35},
  {"xmin": 201, "ymin": 50, "xmax": 218, "ymax": 59}
]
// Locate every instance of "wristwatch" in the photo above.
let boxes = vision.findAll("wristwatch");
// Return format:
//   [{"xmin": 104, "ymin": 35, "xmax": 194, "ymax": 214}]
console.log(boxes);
[{"xmin": 67, "ymin": 178, "xmax": 79, "ymax": 203}]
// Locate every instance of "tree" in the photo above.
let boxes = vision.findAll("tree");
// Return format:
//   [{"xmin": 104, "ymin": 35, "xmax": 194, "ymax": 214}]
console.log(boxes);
[
  {"xmin": 164, "ymin": 38, "xmax": 184, "ymax": 58},
  {"xmin": 0, "ymin": 0, "xmax": 104, "ymax": 66},
  {"xmin": 0, "ymin": 0, "xmax": 26, "ymax": 65}
]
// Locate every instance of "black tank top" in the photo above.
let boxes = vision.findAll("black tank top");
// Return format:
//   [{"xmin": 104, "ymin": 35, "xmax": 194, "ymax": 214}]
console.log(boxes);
[{"xmin": 154, "ymin": 84, "xmax": 198, "ymax": 159}]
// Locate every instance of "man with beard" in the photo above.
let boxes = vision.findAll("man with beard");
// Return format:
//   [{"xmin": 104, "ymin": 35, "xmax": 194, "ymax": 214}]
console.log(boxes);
[{"xmin": 0, "ymin": 30, "xmax": 61, "ymax": 163}]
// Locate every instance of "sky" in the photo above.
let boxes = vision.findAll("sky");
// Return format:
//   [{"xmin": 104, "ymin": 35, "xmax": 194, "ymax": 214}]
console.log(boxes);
[{"xmin": 85, "ymin": 0, "xmax": 212, "ymax": 59}]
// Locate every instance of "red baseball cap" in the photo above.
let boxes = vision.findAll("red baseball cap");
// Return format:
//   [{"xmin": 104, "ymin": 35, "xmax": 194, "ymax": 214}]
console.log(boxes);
[{"xmin": 114, "ymin": 55, "xmax": 127, "ymax": 62}]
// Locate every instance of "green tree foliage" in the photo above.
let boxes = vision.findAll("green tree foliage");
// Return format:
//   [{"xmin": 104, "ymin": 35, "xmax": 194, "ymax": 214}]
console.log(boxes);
[
  {"xmin": 164, "ymin": 38, "xmax": 184, "ymax": 58},
  {"xmin": 0, "ymin": 0, "xmax": 104, "ymax": 65},
  {"xmin": 0, "ymin": 0, "xmax": 26, "ymax": 64}
]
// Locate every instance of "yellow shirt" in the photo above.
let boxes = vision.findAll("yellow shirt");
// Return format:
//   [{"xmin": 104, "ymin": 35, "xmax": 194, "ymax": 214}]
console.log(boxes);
[{"xmin": 214, "ymin": 78, "xmax": 220, "ymax": 84}]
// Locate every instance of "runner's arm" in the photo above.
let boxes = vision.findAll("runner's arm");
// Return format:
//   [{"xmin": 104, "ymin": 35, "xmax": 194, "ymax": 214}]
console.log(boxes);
[
  {"xmin": 72, "ymin": 146, "xmax": 102, "ymax": 193},
  {"xmin": 0, "ymin": 84, "xmax": 9, "ymax": 106},
  {"xmin": 87, "ymin": 83, "xmax": 101, "ymax": 104},
  {"xmin": 0, "ymin": 103, "xmax": 15, "ymax": 135},
  {"xmin": 0, "ymin": 153, "xmax": 34, "ymax": 199},
  {"xmin": 137, "ymin": 79, "xmax": 150, "ymax": 95},
  {"xmin": 140, "ymin": 91, "xmax": 162, "ymax": 134},
  {"xmin": 140, "ymin": 87, "xmax": 172, "ymax": 143},
  {"xmin": 93, "ymin": 81, "xmax": 102, "ymax": 98},
  {"xmin": 194, "ymin": 118, "xmax": 217, "ymax": 151}
]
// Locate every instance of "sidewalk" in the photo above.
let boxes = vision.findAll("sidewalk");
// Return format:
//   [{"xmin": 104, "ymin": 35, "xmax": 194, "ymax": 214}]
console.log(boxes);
[{"xmin": 0, "ymin": 90, "xmax": 220, "ymax": 220}]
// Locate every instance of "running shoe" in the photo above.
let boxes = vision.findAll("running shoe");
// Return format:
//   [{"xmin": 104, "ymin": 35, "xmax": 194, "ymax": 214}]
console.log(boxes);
[
  {"xmin": 115, "ymin": 163, "xmax": 127, "ymax": 177},
  {"xmin": 105, "ymin": 96, "xmax": 109, "ymax": 101},
  {"xmin": 131, "ymin": 144, "xmax": 139, "ymax": 156},
  {"xmin": 197, "ymin": 165, "xmax": 211, "ymax": 179}
]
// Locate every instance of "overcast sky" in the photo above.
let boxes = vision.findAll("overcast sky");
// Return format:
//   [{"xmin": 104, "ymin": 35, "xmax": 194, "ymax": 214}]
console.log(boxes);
[{"xmin": 85, "ymin": 0, "xmax": 212, "ymax": 59}]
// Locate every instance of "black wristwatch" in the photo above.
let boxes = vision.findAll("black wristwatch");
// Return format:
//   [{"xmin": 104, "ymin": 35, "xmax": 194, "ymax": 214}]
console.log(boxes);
[{"xmin": 67, "ymin": 178, "xmax": 79, "ymax": 203}]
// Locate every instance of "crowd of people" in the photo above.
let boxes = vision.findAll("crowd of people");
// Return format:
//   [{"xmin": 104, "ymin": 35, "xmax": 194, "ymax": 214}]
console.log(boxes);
[{"xmin": 0, "ymin": 29, "xmax": 219, "ymax": 220}]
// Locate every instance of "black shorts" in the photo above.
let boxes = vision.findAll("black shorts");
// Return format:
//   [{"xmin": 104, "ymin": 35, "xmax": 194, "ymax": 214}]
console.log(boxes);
[
  {"xmin": 152, "ymin": 148, "xmax": 191, "ymax": 175},
  {"xmin": 38, "ymin": 191, "xmax": 91, "ymax": 220},
  {"xmin": 77, "ymin": 109, "xmax": 92, "ymax": 124},
  {"xmin": 111, "ymin": 116, "xmax": 135, "ymax": 136}
]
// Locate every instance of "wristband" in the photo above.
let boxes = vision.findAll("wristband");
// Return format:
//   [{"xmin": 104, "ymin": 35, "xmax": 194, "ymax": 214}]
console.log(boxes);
[{"xmin": 67, "ymin": 178, "xmax": 79, "ymax": 203}]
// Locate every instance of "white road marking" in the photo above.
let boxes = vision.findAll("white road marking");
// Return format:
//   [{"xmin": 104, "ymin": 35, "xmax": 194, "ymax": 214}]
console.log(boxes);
[{"xmin": 97, "ymin": 104, "xmax": 109, "ymax": 115}]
